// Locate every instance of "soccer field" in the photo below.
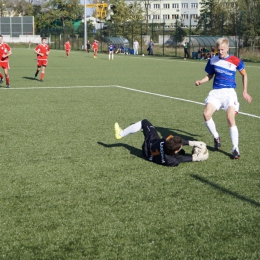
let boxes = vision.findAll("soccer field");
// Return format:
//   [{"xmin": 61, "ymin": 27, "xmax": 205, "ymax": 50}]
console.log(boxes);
[{"xmin": 1, "ymin": 49, "xmax": 260, "ymax": 259}]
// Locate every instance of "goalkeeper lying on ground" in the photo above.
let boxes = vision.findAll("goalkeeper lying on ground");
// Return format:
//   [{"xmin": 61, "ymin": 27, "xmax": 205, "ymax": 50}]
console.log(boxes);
[{"xmin": 114, "ymin": 119, "xmax": 209, "ymax": 167}]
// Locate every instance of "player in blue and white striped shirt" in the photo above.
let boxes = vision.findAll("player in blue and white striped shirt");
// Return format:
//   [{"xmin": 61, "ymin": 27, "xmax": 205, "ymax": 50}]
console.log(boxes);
[{"xmin": 195, "ymin": 38, "xmax": 252, "ymax": 159}]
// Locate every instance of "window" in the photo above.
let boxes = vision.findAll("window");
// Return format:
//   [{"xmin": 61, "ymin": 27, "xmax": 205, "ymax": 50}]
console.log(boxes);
[
  {"xmin": 153, "ymin": 4, "xmax": 160, "ymax": 9},
  {"xmin": 172, "ymin": 14, "xmax": 179, "ymax": 19},
  {"xmin": 172, "ymin": 3, "xmax": 179, "ymax": 9},
  {"xmin": 147, "ymin": 15, "xmax": 151, "ymax": 20},
  {"xmin": 191, "ymin": 14, "xmax": 198, "ymax": 19},
  {"xmin": 182, "ymin": 3, "xmax": 188, "ymax": 8},
  {"xmin": 191, "ymin": 3, "xmax": 198, "ymax": 8},
  {"xmin": 153, "ymin": 14, "xmax": 160, "ymax": 19},
  {"xmin": 163, "ymin": 14, "xmax": 170, "ymax": 19},
  {"xmin": 145, "ymin": 4, "xmax": 151, "ymax": 9},
  {"xmin": 163, "ymin": 4, "xmax": 170, "ymax": 9},
  {"xmin": 181, "ymin": 14, "xmax": 188, "ymax": 20}
]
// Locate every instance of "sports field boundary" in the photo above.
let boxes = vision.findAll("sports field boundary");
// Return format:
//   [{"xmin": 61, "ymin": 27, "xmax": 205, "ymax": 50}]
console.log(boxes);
[{"xmin": 2, "ymin": 84, "xmax": 259, "ymax": 119}]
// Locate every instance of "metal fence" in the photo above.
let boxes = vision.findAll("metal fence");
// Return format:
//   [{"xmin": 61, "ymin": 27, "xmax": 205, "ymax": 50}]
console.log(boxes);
[{"xmin": 38, "ymin": 19, "xmax": 260, "ymax": 61}]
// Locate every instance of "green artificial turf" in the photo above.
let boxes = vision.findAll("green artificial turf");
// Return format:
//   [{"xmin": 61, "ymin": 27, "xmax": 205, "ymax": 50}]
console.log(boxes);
[{"xmin": 0, "ymin": 49, "xmax": 259, "ymax": 259}]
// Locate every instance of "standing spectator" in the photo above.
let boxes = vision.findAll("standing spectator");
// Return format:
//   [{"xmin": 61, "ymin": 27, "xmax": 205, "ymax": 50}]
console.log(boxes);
[
  {"xmin": 211, "ymin": 46, "xmax": 216, "ymax": 57},
  {"xmin": 148, "ymin": 39, "xmax": 154, "ymax": 55},
  {"xmin": 0, "ymin": 35, "xmax": 12, "ymax": 88},
  {"xmin": 64, "ymin": 39, "xmax": 71, "ymax": 58},
  {"xmin": 34, "ymin": 37, "xmax": 50, "ymax": 82},
  {"xmin": 195, "ymin": 37, "xmax": 252, "ymax": 159},
  {"xmin": 133, "ymin": 39, "xmax": 139, "ymax": 55},
  {"xmin": 108, "ymin": 44, "xmax": 114, "ymax": 60},
  {"xmin": 184, "ymin": 39, "xmax": 190, "ymax": 60},
  {"xmin": 86, "ymin": 40, "xmax": 91, "ymax": 53},
  {"xmin": 92, "ymin": 40, "xmax": 99, "ymax": 58}
]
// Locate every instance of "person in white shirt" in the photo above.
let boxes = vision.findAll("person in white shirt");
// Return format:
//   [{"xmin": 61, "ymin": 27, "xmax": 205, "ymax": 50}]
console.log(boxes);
[{"xmin": 133, "ymin": 39, "xmax": 139, "ymax": 55}]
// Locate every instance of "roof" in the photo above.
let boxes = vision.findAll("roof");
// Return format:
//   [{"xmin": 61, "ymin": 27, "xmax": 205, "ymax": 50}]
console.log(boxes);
[
  {"xmin": 188, "ymin": 36, "xmax": 236, "ymax": 48},
  {"xmin": 105, "ymin": 36, "xmax": 129, "ymax": 46}
]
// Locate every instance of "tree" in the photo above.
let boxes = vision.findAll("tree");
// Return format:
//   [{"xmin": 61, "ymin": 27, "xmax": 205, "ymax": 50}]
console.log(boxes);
[
  {"xmin": 35, "ymin": 0, "xmax": 83, "ymax": 31},
  {"xmin": 237, "ymin": 0, "xmax": 260, "ymax": 47},
  {"xmin": 196, "ymin": 0, "xmax": 227, "ymax": 36},
  {"xmin": 108, "ymin": 0, "xmax": 144, "ymax": 39}
]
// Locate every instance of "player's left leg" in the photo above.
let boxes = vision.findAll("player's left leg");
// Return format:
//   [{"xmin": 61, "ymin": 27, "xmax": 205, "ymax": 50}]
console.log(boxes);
[
  {"xmin": 4, "ymin": 68, "xmax": 10, "ymax": 88},
  {"xmin": 40, "ymin": 66, "xmax": 46, "ymax": 82},
  {"xmin": 226, "ymin": 106, "xmax": 240, "ymax": 159}
]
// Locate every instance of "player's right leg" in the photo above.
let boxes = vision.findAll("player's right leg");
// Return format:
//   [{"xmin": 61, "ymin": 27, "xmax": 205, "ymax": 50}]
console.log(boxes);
[
  {"xmin": 141, "ymin": 119, "xmax": 160, "ymax": 140},
  {"xmin": 114, "ymin": 121, "xmax": 142, "ymax": 140},
  {"xmin": 203, "ymin": 102, "xmax": 221, "ymax": 150}
]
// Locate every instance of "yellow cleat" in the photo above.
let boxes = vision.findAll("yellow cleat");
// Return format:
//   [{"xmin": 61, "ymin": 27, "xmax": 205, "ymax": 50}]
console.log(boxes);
[{"xmin": 114, "ymin": 122, "xmax": 122, "ymax": 139}]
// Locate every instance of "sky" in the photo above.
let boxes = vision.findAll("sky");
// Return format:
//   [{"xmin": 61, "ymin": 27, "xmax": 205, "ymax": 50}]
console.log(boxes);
[{"xmin": 80, "ymin": 0, "xmax": 94, "ymax": 16}]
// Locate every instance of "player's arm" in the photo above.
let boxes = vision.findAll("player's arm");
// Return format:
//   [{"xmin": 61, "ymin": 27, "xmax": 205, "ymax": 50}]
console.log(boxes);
[
  {"xmin": 239, "ymin": 69, "xmax": 252, "ymax": 103},
  {"xmin": 34, "ymin": 47, "xmax": 43, "ymax": 56},
  {"xmin": 195, "ymin": 74, "xmax": 213, "ymax": 86},
  {"xmin": 2, "ymin": 49, "xmax": 12, "ymax": 58}
]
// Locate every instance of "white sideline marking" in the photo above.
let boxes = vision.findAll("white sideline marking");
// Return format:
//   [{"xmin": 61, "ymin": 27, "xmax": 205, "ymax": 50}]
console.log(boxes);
[
  {"xmin": 2, "ymin": 85, "xmax": 260, "ymax": 119},
  {"xmin": 116, "ymin": 85, "xmax": 260, "ymax": 119}
]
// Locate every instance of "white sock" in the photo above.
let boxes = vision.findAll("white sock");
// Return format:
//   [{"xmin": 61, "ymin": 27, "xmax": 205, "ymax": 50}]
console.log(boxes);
[
  {"xmin": 121, "ymin": 121, "xmax": 142, "ymax": 137},
  {"xmin": 205, "ymin": 118, "xmax": 219, "ymax": 139},
  {"xmin": 230, "ymin": 126, "xmax": 239, "ymax": 151}
]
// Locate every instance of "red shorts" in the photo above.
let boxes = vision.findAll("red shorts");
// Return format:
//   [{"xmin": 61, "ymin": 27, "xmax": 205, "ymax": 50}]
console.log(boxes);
[
  {"xmin": 94, "ymin": 48, "xmax": 98, "ymax": 52},
  {"xmin": 37, "ymin": 59, "xmax": 48, "ymax": 67},
  {"xmin": 0, "ymin": 60, "xmax": 10, "ymax": 69},
  {"xmin": 65, "ymin": 49, "xmax": 70, "ymax": 53}
]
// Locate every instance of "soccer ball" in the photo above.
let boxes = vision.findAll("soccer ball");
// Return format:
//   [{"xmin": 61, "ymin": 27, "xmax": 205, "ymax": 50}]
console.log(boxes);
[{"xmin": 142, "ymin": 54, "xmax": 145, "ymax": 56}]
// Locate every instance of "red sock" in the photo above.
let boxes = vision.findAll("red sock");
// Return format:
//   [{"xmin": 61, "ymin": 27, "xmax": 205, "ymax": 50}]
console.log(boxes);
[
  {"xmin": 0, "ymin": 73, "xmax": 3, "ymax": 78},
  {"xmin": 6, "ymin": 76, "xmax": 9, "ymax": 85},
  {"xmin": 40, "ymin": 72, "xmax": 44, "ymax": 80}
]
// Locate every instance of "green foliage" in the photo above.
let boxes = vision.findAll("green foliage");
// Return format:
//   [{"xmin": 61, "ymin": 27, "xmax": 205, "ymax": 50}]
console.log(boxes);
[
  {"xmin": 77, "ymin": 21, "xmax": 95, "ymax": 38},
  {"xmin": 34, "ymin": 0, "xmax": 83, "ymax": 32},
  {"xmin": 108, "ymin": 0, "xmax": 144, "ymax": 38}
]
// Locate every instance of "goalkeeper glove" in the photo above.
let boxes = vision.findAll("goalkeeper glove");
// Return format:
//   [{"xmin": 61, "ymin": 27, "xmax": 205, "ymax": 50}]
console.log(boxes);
[
  {"xmin": 189, "ymin": 140, "xmax": 206, "ymax": 148},
  {"xmin": 192, "ymin": 146, "xmax": 209, "ymax": 162}
]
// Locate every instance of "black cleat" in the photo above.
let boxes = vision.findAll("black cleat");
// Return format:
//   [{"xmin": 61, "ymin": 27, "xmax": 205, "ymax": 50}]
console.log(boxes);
[
  {"xmin": 0, "ymin": 78, "xmax": 3, "ymax": 84},
  {"xmin": 232, "ymin": 149, "xmax": 240, "ymax": 159},
  {"xmin": 39, "ymin": 79, "xmax": 43, "ymax": 82},
  {"xmin": 214, "ymin": 137, "xmax": 221, "ymax": 150},
  {"xmin": 35, "ymin": 72, "xmax": 39, "ymax": 78},
  {"xmin": 6, "ymin": 85, "xmax": 10, "ymax": 88}
]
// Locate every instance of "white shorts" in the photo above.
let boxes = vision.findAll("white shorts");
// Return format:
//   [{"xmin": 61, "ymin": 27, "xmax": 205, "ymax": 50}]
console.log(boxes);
[{"xmin": 205, "ymin": 88, "xmax": 239, "ymax": 112}]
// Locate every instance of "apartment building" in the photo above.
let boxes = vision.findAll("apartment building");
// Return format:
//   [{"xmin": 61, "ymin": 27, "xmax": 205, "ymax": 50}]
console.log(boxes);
[{"xmin": 125, "ymin": 0, "xmax": 201, "ymax": 28}]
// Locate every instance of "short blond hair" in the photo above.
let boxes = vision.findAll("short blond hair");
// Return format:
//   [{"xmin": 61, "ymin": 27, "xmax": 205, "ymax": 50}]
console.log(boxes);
[{"xmin": 216, "ymin": 38, "xmax": 229, "ymax": 48}]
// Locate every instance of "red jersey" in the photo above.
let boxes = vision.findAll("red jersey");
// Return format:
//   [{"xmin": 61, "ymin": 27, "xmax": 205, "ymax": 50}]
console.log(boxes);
[
  {"xmin": 92, "ymin": 42, "xmax": 98, "ymax": 50},
  {"xmin": 0, "ymin": 42, "xmax": 11, "ymax": 61},
  {"xmin": 34, "ymin": 43, "xmax": 50, "ymax": 60},
  {"xmin": 64, "ymin": 41, "xmax": 71, "ymax": 50}
]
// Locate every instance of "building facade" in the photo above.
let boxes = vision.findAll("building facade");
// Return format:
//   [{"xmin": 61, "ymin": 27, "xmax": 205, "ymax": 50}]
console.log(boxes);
[{"xmin": 125, "ymin": 0, "xmax": 202, "ymax": 28}]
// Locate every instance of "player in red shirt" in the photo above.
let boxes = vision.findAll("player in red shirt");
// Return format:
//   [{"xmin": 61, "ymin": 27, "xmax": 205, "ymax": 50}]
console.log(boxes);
[
  {"xmin": 0, "ymin": 35, "xmax": 12, "ymax": 88},
  {"xmin": 64, "ymin": 39, "xmax": 71, "ymax": 58},
  {"xmin": 34, "ymin": 37, "xmax": 50, "ymax": 82},
  {"xmin": 92, "ymin": 40, "xmax": 99, "ymax": 58}
]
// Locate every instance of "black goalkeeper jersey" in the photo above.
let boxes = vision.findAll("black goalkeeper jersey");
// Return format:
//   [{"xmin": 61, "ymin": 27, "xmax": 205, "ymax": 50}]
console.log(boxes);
[{"xmin": 142, "ymin": 135, "xmax": 192, "ymax": 167}]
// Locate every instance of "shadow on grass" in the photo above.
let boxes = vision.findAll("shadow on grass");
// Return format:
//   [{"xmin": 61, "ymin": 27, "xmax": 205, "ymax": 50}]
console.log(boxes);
[
  {"xmin": 23, "ymin": 76, "xmax": 38, "ymax": 81},
  {"xmin": 206, "ymin": 146, "xmax": 233, "ymax": 159},
  {"xmin": 155, "ymin": 126, "xmax": 201, "ymax": 141},
  {"xmin": 97, "ymin": 141, "xmax": 144, "ymax": 160},
  {"xmin": 190, "ymin": 174, "xmax": 260, "ymax": 208}
]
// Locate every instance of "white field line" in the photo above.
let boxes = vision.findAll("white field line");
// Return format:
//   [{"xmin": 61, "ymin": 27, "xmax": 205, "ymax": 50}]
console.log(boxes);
[{"xmin": 2, "ymin": 85, "xmax": 260, "ymax": 119}]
